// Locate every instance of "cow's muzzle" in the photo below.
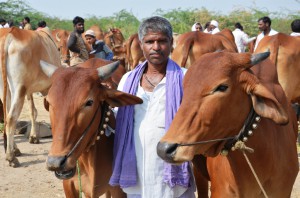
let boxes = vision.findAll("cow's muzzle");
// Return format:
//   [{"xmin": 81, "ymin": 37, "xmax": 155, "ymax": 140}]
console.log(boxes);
[
  {"xmin": 46, "ymin": 155, "xmax": 76, "ymax": 180},
  {"xmin": 156, "ymin": 141, "xmax": 179, "ymax": 163}
]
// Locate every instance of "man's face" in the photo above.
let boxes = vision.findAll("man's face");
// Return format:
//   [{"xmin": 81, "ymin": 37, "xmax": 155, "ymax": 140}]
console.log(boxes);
[
  {"xmin": 85, "ymin": 35, "xmax": 96, "ymax": 45},
  {"xmin": 195, "ymin": 24, "xmax": 202, "ymax": 31},
  {"xmin": 258, "ymin": 20, "xmax": 268, "ymax": 31},
  {"xmin": 140, "ymin": 31, "xmax": 172, "ymax": 66},
  {"xmin": 75, "ymin": 22, "xmax": 85, "ymax": 34}
]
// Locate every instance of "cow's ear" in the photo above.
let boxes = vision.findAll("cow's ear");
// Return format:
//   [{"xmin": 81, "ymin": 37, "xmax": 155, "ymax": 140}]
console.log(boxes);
[
  {"xmin": 250, "ymin": 83, "xmax": 288, "ymax": 124},
  {"xmin": 103, "ymin": 88, "xmax": 143, "ymax": 107}
]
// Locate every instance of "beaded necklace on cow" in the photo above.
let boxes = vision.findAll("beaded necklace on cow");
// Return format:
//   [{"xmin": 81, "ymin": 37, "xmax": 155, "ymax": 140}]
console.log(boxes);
[
  {"xmin": 177, "ymin": 108, "xmax": 260, "ymax": 153},
  {"xmin": 177, "ymin": 108, "xmax": 269, "ymax": 198},
  {"xmin": 64, "ymin": 102, "xmax": 110, "ymax": 160}
]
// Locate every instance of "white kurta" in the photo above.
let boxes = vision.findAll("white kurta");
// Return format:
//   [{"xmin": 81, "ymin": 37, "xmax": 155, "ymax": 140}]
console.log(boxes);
[
  {"xmin": 254, "ymin": 29, "xmax": 278, "ymax": 51},
  {"xmin": 232, "ymin": 28, "xmax": 256, "ymax": 53},
  {"xmin": 116, "ymin": 68, "xmax": 195, "ymax": 198}
]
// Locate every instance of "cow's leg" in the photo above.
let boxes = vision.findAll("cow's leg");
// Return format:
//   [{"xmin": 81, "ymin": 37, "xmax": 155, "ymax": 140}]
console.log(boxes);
[
  {"xmin": 5, "ymin": 90, "xmax": 26, "ymax": 167},
  {"xmin": 27, "ymin": 94, "xmax": 39, "ymax": 144},
  {"xmin": 63, "ymin": 180, "xmax": 79, "ymax": 198}
]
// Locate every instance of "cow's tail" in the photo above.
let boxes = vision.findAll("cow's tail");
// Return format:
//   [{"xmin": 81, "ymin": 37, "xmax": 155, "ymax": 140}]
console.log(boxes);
[
  {"xmin": 180, "ymin": 37, "xmax": 194, "ymax": 67},
  {"xmin": 0, "ymin": 28, "xmax": 12, "ymax": 152},
  {"xmin": 126, "ymin": 34, "xmax": 135, "ymax": 71}
]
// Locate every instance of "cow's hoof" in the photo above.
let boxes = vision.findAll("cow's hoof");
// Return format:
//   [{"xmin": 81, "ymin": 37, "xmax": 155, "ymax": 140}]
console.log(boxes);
[
  {"xmin": 8, "ymin": 158, "xmax": 20, "ymax": 167},
  {"xmin": 29, "ymin": 136, "xmax": 40, "ymax": 144},
  {"xmin": 13, "ymin": 148, "xmax": 22, "ymax": 156}
]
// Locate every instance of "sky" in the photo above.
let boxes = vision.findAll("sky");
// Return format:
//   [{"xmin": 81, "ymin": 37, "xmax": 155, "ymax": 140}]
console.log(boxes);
[{"xmin": 3, "ymin": 0, "xmax": 299, "ymax": 20}]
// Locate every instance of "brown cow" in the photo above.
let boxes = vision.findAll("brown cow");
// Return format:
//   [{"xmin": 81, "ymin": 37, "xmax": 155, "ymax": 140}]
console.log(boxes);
[
  {"xmin": 104, "ymin": 28, "xmax": 126, "ymax": 59},
  {"xmin": 171, "ymin": 30, "xmax": 237, "ymax": 68},
  {"xmin": 51, "ymin": 29, "xmax": 70, "ymax": 66},
  {"xmin": 255, "ymin": 33, "xmax": 300, "ymax": 103},
  {"xmin": 40, "ymin": 59, "xmax": 142, "ymax": 198},
  {"xmin": 126, "ymin": 33, "xmax": 145, "ymax": 71},
  {"xmin": 0, "ymin": 27, "xmax": 61, "ymax": 167},
  {"xmin": 157, "ymin": 52, "xmax": 298, "ymax": 197}
]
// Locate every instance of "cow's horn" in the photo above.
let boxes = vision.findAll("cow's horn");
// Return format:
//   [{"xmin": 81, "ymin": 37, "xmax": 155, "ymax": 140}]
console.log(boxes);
[
  {"xmin": 97, "ymin": 61, "xmax": 120, "ymax": 80},
  {"xmin": 40, "ymin": 60, "xmax": 59, "ymax": 78},
  {"xmin": 250, "ymin": 51, "xmax": 270, "ymax": 65},
  {"xmin": 55, "ymin": 33, "xmax": 61, "ymax": 42}
]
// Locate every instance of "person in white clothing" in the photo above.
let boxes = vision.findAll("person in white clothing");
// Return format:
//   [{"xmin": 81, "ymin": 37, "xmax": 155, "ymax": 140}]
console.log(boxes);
[
  {"xmin": 232, "ymin": 22, "xmax": 256, "ymax": 53},
  {"xmin": 210, "ymin": 20, "xmax": 220, "ymax": 34},
  {"xmin": 0, "ymin": 18, "xmax": 9, "ymax": 28},
  {"xmin": 254, "ymin": 16, "xmax": 278, "ymax": 51},
  {"xmin": 203, "ymin": 21, "xmax": 211, "ymax": 33},
  {"xmin": 191, "ymin": 22, "xmax": 202, "ymax": 31},
  {"xmin": 109, "ymin": 16, "xmax": 196, "ymax": 198},
  {"xmin": 290, "ymin": 19, "xmax": 300, "ymax": 36}
]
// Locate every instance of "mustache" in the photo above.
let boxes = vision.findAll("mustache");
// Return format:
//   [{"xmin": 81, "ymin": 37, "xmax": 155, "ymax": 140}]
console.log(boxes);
[{"xmin": 149, "ymin": 51, "xmax": 164, "ymax": 56}]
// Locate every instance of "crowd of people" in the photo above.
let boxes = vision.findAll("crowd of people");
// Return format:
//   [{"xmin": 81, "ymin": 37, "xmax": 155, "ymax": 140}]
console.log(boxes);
[{"xmin": 190, "ymin": 17, "xmax": 300, "ymax": 53}]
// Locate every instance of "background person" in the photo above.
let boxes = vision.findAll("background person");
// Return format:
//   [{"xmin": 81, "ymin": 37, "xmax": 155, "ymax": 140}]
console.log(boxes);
[
  {"xmin": 36, "ymin": 20, "xmax": 49, "ymax": 31},
  {"xmin": 84, "ymin": 29, "xmax": 114, "ymax": 60},
  {"xmin": 291, "ymin": 19, "xmax": 300, "ymax": 36},
  {"xmin": 191, "ymin": 22, "xmax": 203, "ymax": 31},
  {"xmin": 67, "ymin": 16, "xmax": 89, "ymax": 66},
  {"xmin": 254, "ymin": 16, "xmax": 278, "ymax": 51},
  {"xmin": 109, "ymin": 16, "xmax": 196, "ymax": 198},
  {"xmin": 23, "ymin": 16, "xmax": 32, "ymax": 30},
  {"xmin": 232, "ymin": 22, "xmax": 256, "ymax": 53},
  {"xmin": 210, "ymin": 20, "xmax": 220, "ymax": 34}
]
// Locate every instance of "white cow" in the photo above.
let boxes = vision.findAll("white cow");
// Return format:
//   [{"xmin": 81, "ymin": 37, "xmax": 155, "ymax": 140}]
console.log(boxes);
[{"xmin": 0, "ymin": 27, "xmax": 61, "ymax": 167}]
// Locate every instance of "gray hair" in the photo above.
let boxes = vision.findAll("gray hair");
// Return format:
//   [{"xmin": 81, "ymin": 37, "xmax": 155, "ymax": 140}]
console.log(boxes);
[{"xmin": 138, "ymin": 16, "xmax": 173, "ymax": 41}]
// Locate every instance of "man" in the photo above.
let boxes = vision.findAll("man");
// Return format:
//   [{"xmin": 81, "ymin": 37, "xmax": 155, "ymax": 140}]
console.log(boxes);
[
  {"xmin": 109, "ymin": 16, "xmax": 196, "ymax": 198},
  {"xmin": 36, "ymin": 20, "xmax": 49, "ymax": 31},
  {"xmin": 210, "ymin": 20, "xmax": 220, "ymax": 34},
  {"xmin": 0, "ymin": 18, "xmax": 9, "ymax": 28},
  {"xmin": 191, "ymin": 22, "xmax": 202, "ymax": 31},
  {"xmin": 23, "ymin": 16, "xmax": 32, "ymax": 30},
  {"xmin": 291, "ymin": 19, "xmax": 300, "ymax": 36},
  {"xmin": 84, "ymin": 29, "xmax": 114, "ymax": 60},
  {"xmin": 67, "ymin": 16, "xmax": 89, "ymax": 66},
  {"xmin": 232, "ymin": 22, "xmax": 256, "ymax": 53},
  {"xmin": 254, "ymin": 16, "xmax": 278, "ymax": 51}
]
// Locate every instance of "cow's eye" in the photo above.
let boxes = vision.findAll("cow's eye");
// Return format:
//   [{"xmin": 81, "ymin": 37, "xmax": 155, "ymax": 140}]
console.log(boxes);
[
  {"xmin": 214, "ymin": 84, "xmax": 228, "ymax": 92},
  {"xmin": 85, "ymin": 100, "xmax": 94, "ymax": 106}
]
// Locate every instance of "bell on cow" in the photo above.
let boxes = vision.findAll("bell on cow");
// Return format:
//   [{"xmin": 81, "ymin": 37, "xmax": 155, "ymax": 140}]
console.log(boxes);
[
  {"xmin": 248, "ymin": 130, "xmax": 253, "ymax": 136},
  {"xmin": 100, "ymin": 130, "xmax": 105, "ymax": 135},
  {"xmin": 220, "ymin": 149, "xmax": 229, "ymax": 156},
  {"xmin": 252, "ymin": 123, "xmax": 258, "ymax": 129},
  {"xmin": 243, "ymin": 137, "xmax": 248, "ymax": 142},
  {"xmin": 255, "ymin": 116, "xmax": 261, "ymax": 122},
  {"xmin": 103, "ymin": 124, "xmax": 107, "ymax": 129},
  {"xmin": 107, "ymin": 111, "xmax": 111, "ymax": 116},
  {"xmin": 105, "ymin": 117, "xmax": 109, "ymax": 122},
  {"xmin": 97, "ymin": 136, "xmax": 100, "ymax": 140}
]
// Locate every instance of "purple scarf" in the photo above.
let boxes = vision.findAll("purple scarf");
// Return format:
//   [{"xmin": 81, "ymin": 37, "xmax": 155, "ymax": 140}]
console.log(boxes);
[{"xmin": 109, "ymin": 58, "xmax": 190, "ymax": 188}]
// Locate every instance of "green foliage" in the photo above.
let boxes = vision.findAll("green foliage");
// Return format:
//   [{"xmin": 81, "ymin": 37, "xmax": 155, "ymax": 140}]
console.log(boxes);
[{"xmin": 0, "ymin": 0, "xmax": 299, "ymax": 39}]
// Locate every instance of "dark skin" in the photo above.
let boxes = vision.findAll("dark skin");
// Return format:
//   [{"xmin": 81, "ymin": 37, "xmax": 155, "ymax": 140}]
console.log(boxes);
[
  {"xmin": 258, "ymin": 20, "xmax": 271, "ymax": 36},
  {"xmin": 139, "ymin": 31, "xmax": 173, "ymax": 92},
  {"xmin": 75, "ymin": 22, "xmax": 85, "ymax": 34}
]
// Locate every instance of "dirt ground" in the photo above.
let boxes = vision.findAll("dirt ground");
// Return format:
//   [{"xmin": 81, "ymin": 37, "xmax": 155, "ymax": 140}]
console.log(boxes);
[{"xmin": 0, "ymin": 94, "xmax": 300, "ymax": 198}]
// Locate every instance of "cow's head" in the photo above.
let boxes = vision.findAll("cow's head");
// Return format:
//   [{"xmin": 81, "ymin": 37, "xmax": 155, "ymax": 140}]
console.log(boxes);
[
  {"xmin": 40, "ymin": 60, "xmax": 142, "ymax": 179},
  {"xmin": 54, "ymin": 30, "xmax": 70, "ymax": 66},
  {"xmin": 157, "ymin": 51, "xmax": 288, "ymax": 164}
]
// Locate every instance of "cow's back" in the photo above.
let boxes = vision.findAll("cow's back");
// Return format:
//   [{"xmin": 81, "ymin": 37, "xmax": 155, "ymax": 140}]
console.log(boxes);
[{"xmin": 255, "ymin": 33, "xmax": 300, "ymax": 102}]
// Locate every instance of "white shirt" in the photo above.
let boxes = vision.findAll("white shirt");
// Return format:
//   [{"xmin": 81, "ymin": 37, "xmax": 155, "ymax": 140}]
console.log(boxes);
[
  {"xmin": 232, "ymin": 28, "xmax": 256, "ymax": 53},
  {"xmin": 211, "ymin": 27, "xmax": 220, "ymax": 34},
  {"xmin": 254, "ymin": 29, "xmax": 278, "ymax": 51},
  {"xmin": 291, "ymin": 32, "xmax": 300, "ymax": 36},
  {"xmin": 117, "ymin": 67, "xmax": 194, "ymax": 198}
]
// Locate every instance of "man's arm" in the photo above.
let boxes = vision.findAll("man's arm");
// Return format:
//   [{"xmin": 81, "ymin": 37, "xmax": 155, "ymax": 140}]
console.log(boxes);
[{"xmin": 67, "ymin": 32, "xmax": 80, "ymax": 53}]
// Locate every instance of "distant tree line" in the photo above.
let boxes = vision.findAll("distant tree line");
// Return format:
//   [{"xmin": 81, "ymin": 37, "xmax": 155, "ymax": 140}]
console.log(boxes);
[{"xmin": 1, "ymin": 0, "xmax": 299, "ymax": 39}]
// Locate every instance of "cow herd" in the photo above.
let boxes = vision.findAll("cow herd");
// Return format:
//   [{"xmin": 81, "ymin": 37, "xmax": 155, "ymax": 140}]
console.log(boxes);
[{"xmin": 0, "ymin": 25, "xmax": 299, "ymax": 197}]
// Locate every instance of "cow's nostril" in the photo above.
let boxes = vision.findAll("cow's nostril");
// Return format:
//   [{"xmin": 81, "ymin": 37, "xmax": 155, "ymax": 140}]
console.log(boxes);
[{"xmin": 157, "ymin": 141, "xmax": 178, "ymax": 163}]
